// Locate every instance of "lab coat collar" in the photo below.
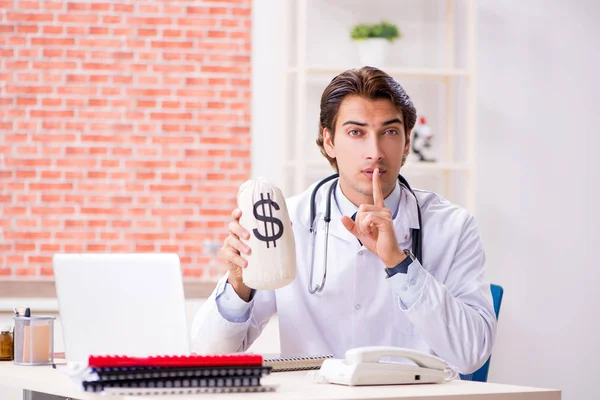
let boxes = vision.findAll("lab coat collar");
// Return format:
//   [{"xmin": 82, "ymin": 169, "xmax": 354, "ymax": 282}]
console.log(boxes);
[
  {"xmin": 317, "ymin": 178, "xmax": 420, "ymax": 245},
  {"xmin": 334, "ymin": 179, "xmax": 401, "ymax": 218}
]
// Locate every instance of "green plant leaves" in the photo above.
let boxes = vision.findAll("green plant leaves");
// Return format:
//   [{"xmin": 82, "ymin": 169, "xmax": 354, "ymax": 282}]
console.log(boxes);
[{"xmin": 350, "ymin": 21, "xmax": 401, "ymax": 41}]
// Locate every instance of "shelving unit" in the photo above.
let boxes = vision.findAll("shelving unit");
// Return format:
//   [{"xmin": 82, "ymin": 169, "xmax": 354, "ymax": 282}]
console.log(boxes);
[{"xmin": 279, "ymin": 0, "xmax": 477, "ymax": 212}]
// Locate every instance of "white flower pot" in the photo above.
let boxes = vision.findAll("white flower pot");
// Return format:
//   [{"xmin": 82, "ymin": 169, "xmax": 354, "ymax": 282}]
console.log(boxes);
[{"xmin": 355, "ymin": 38, "xmax": 391, "ymax": 67}]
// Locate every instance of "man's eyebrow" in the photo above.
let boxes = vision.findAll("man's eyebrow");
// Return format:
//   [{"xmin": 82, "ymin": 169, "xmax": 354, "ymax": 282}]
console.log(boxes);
[
  {"xmin": 341, "ymin": 118, "xmax": 403, "ymax": 127},
  {"xmin": 342, "ymin": 120, "xmax": 368, "ymax": 127},
  {"xmin": 382, "ymin": 118, "xmax": 403, "ymax": 126}
]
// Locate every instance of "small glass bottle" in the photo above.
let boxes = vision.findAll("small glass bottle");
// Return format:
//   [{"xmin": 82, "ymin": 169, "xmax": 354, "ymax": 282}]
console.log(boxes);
[{"xmin": 0, "ymin": 325, "xmax": 14, "ymax": 361}]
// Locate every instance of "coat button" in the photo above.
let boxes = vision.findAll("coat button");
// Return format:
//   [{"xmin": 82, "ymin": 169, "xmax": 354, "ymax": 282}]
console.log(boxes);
[
  {"xmin": 355, "ymin": 304, "xmax": 361, "ymax": 310},
  {"xmin": 358, "ymin": 250, "xmax": 364, "ymax": 256},
  {"xmin": 409, "ymin": 279, "xmax": 417, "ymax": 287},
  {"xmin": 404, "ymin": 234, "xmax": 409, "ymax": 241}
]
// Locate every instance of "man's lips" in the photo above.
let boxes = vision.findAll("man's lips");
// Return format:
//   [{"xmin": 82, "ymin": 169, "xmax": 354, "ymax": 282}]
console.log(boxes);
[
  {"xmin": 362, "ymin": 169, "xmax": 386, "ymax": 181},
  {"xmin": 362, "ymin": 168, "xmax": 386, "ymax": 174}
]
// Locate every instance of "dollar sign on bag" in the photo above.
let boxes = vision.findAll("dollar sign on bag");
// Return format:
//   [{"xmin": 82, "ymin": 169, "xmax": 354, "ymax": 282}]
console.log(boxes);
[{"xmin": 252, "ymin": 193, "xmax": 284, "ymax": 248}]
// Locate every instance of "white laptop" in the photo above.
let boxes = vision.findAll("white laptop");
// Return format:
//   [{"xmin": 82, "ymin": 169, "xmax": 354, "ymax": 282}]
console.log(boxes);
[{"xmin": 53, "ymin": 253, "xmax": 191, "ymax": 365}]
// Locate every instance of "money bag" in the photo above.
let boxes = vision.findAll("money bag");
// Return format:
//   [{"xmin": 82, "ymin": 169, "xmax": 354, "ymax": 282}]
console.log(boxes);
[{"xmin": 237, "ymin": 178, "xmax": 296, "ymax": 290}]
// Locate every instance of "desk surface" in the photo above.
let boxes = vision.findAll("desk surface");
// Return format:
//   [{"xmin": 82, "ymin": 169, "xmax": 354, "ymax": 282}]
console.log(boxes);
[{"xmin": 0, "ymin": 361, "xmax": 560, "ymax": 400}]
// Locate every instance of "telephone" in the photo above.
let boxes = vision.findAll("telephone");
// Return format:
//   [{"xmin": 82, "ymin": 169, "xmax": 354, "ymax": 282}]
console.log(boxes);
[{"xmin": 317, "ymin": 346, "xmax": 454, "ymax": 386}]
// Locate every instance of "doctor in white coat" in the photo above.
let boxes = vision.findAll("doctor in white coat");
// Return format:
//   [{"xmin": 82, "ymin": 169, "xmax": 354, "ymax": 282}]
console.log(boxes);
[{"xmin": 191, "ymin": 66, "xmax": 496, "ymax": 374}]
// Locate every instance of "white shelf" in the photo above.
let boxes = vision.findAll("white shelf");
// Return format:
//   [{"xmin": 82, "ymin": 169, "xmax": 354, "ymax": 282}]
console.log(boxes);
[
  {"xmin": 278, "ymin": 0, "xmax": 478, "ymax": 210},
  {"xmin": 285, "ymin": 160, "xmax": 470, "ymax": 173},
  {"xmin": 288, "ymin": 66, "xmax": 470, "ymax": 79}
]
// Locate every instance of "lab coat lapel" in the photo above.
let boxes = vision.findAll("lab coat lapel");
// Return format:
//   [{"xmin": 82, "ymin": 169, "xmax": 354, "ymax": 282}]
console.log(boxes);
[
  {"xmin": 312, "ymin": 180, "xmax": 358, "ymax": 244},
  {"xmin": 328, "ymin": 196, "xmax": 360, "ymax": 244},
  {"xmin": 392, "ymin": 185, "xmax": 421, "ymax": 236}
]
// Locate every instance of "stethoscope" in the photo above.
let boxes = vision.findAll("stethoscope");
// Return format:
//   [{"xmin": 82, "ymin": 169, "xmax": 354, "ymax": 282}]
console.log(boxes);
[{"xmin": 308, "ymin": 173, "xmax": 423, "ymax": 294}]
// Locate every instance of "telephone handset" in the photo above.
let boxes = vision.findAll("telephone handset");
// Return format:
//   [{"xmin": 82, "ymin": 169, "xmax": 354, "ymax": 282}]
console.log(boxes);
[{"xmin": 317, "ymin": 346, "xmax": 455, "ymax": 386}]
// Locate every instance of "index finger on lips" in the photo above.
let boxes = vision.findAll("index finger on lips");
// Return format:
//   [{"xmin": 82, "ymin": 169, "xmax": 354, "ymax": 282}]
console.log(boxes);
[{"xmin": 372, "ymin": 168, "xmax": 384, "ymax": 207}]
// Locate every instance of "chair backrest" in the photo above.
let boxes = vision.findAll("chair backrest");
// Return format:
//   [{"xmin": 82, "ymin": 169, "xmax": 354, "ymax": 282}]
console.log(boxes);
[{"xmin": 459, "ymin": 283, "xmax": 504, "ymax": 382}]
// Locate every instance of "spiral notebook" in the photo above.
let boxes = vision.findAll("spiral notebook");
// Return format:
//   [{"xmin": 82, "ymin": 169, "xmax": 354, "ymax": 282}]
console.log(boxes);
[
  {"xmin": 83, "ymin": 369, "xmax": 270, "ymax": 392},
  {"xmin": 263, "ymin": 354, "xmax": 334, "ymax": 372}
]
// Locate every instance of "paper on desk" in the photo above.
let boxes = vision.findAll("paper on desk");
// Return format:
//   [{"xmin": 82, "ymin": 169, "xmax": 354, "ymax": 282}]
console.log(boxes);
[{"xmin": 22, "ymin": 325, "xmax": 50, "ymax": 363}]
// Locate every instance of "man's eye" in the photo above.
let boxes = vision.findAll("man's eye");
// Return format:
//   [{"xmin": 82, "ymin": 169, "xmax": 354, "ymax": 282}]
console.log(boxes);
[
  {"xmin": 384, "ymin": 129, "xmax": 399, "ymax": 135},
  {"xmin": 348, "ymin": 130, "xmax": 361, "ymax": 136}
]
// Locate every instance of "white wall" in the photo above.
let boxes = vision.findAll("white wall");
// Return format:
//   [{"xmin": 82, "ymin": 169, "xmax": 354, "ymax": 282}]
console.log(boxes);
[
  {"xmin": 252, "ymin": 1, "xmax": 600, "ymax": 400},
  {"xmin": 476, "ymin": 1, "xmax": 600, "ymax": 399},
  {"xmin": 251, "ymin": 0, "xmax": 286, "ymax": 187}
]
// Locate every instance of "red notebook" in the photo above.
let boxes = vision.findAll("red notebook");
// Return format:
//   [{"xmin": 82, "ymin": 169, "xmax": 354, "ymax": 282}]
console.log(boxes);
[{"xmin": 88, "ymin": 354, "xmax": 264, "ymax": 368}]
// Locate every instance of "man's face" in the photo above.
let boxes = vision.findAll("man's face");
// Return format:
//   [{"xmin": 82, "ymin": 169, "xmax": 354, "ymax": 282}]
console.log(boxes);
[{"xmin": 323, "ymin": 95, "xmax": 410, "ymax": 205}]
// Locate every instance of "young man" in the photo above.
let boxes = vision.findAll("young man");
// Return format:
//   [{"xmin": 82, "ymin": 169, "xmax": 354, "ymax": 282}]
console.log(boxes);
[{"xmin": 191, "ymin": 66, "xmax": 496, "ymax": 374}]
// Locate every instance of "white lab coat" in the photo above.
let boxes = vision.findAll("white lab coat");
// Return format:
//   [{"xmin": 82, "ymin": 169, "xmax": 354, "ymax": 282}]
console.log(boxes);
[{"xmin": 191, "ymin": 179, "xmax": 497, "ymax": 374}]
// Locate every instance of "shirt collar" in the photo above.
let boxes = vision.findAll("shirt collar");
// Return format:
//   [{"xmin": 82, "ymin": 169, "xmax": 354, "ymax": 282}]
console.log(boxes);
[{"xmin": 334, "ymin": 179, "xmax": 401, "ymax": 218}]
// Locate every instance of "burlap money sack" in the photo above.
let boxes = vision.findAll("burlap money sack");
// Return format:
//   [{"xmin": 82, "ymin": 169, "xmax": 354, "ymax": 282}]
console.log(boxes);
[{"xmin": 237, "ymin": 178, "xmax": 296, "ymax": 290}]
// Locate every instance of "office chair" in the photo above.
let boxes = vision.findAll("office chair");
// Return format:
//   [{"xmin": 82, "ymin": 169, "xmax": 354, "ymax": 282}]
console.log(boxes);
[{"xmin": 459, "ymin": 283, "xmax": 504, "ymax": 382}]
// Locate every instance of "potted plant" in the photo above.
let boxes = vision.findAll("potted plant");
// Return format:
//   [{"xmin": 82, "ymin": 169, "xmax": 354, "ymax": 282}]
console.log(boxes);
[{"xmin": 350, "ymin": 21, "xmax": 401, "ymax": 67}]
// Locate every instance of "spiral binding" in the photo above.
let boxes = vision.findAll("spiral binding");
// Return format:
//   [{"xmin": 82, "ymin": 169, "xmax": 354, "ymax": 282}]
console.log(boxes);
[
  {"xmin": 94, "ymin": 366, "xmax": 273, "ymax": 382},
  {"xmin": 83, "ymin": 374, "xmax": 264, "ymax": 392},
  {"xmin": 263, "ymin": 354, "xmax": 334, "ymax": 372},
  {"xmin": 102, "ymin": 385, "xmax": 278, "ymax": 396}
]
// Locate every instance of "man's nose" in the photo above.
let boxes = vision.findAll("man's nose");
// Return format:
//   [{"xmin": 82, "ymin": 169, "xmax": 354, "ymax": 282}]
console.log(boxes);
[{"xmin": 365, "ymin": 135, "xmax": 384, "ymax": 161}]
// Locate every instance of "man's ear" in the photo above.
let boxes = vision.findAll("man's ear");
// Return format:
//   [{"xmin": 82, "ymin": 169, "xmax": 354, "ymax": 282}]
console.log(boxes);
[{"xmin": 323, "ymin": 128, "xmax": 336, "ymax": 159}]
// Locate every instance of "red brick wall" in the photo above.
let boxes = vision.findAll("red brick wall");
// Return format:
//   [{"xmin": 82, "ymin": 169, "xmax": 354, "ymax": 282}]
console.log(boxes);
[{"xmin": 0, "ymin": 0, "xmax": 252, "ymax": 280}]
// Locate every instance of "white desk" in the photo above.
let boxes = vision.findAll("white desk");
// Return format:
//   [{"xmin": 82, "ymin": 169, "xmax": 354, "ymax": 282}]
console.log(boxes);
[{"xmin": 0, "ymin": 361, "xmax": 560, "ymax": 400}]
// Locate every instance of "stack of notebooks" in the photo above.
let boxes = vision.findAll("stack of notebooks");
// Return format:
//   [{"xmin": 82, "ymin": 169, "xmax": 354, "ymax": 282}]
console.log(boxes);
[{"xmin": 77, "ymin": 354, "xmax": 276, "ymax": 395}]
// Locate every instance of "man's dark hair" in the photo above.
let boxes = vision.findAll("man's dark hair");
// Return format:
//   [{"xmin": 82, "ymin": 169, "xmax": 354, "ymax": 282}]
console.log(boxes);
[{"xmin": 316, "ymin": 66, "xmax": 417, "ymax": 171}]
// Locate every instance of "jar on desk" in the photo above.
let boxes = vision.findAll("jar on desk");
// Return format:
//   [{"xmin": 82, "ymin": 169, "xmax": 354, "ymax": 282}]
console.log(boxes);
[
  {"xmin": 13, "ymin": 316, "xmax": 55, "ymax": 366},
  {"xmin": 0, "ymin": 325, "xmax": 14, "ymax": 361}
]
